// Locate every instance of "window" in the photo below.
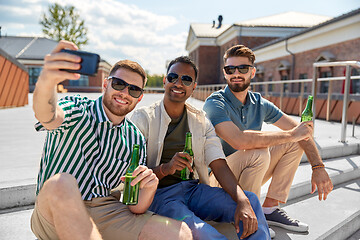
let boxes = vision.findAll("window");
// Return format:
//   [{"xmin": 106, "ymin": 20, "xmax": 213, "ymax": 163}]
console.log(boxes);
[
  {"xmin": 281, "ymin": 75, "xmax": 288, "ymax": 93},
  {"xmin": 320, "ymin": 71, "xmax": 331, "ymax": 93},
  {"xmin": 255, "ymin": 75, "xmax": 264, "ymax": 93},
  {"xmin": 68, "ymin": 75, "xmax": 89, "ymax": 87},
  {"xmin": 299, "ymin": 73, "xmax": 308, "ymax": 93},
  {"xmin": 28, "ymin": 67, "xmax": 42, "ymax": 85},
  {"xmin": 352, "ymin": 68, "xmax": 360, "ymax": 94},
  {"xmin": 268, "ymin": 77, "xmax": 273, "ymax": 92}
]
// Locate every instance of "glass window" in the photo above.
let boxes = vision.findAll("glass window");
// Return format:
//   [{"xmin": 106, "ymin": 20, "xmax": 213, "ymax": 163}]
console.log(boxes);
[
  {"xmin": 281, "ymin": 75, "xmax": 288, "ymax": 93},
  {"xmin": 28, "ymin": 67, "xmax": 42, "ymax": 85},
  {"xmin": 320, "ymin": 71, "xmax": 331, "ymax": 93},
  {"xmin": 299, "ymin": 73, "xmax": 308, "ymax": 93},
  {"xmin": 68, "ymin": 75, "xmax": 89, "ymax": 86},
  {"xmin": 255, "ymin": 75, "xmax": 264, "ymax": 93},
  {"xmin": 268, "ymin": 77, "xmax": 273, "ymax": 92},
  {"xmin": 351, "ymin": 68, "xmax": 360, "ymax": 94}
]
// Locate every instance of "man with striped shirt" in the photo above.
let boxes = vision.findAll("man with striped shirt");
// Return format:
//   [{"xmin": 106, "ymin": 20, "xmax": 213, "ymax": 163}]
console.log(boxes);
[{"xmin": 30, "ymin": 40, "xmax": 192, "ymax": 240}]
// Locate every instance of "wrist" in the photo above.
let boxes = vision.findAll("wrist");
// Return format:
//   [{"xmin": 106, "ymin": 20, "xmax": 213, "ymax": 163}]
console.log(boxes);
[
  {"xmin": 36, "ymin": 75, "xmax": 56, "ymax": 87},
  {"xmin": 159, "ymin": 164, "xmax": 167, "ymax": 176},
  {"xmin": 312, "ymin": 163, "xmax": 325, "ymax": 171}
]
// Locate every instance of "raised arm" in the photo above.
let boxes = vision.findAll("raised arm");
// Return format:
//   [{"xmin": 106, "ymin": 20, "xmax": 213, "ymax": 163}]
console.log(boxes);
[
  {"xmin": 273, "ymin": 114, "xmax": 333, "ymax": 200},
  {"xmin": 214, "ymin": 117, "xmax": 313, "ymax": 150},
  {"xmin": 33, "ymin": 40, "xmax": 81, "ymax": 130}
]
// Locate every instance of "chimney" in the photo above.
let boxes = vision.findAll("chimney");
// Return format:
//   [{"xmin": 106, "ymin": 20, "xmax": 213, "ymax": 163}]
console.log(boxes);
[
  {"xmin": 217, "ymin": 15, "xmax": 223, "ymax": 28},
  {"xmin": 0, "ymin": 26, "xmax": 2, "ymax": 38},
  {"xmin": 212, "ymin": 20, "xmax": 215, "ymax": 28}
]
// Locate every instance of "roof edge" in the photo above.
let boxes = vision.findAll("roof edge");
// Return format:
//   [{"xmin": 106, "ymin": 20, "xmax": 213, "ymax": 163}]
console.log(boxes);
[
  {"xmin": 0, "ymin": 47, "xmax": 28, "ymax": 73},
  {"xmin": 253, "ymin": 7, "xmax": 360, "ymax": 51}
]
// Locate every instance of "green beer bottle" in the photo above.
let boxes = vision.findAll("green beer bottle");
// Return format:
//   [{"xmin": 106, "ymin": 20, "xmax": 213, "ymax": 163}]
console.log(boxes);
[
  {"xmin": 180, "ymin": 132, "xmax": 194, "ymax": 180},
  {"xmin": 123, "ymin": 144, "xmax": 140, "ymax": 205},
  {"xmin": 301, "ymin": 95, "xmax": 313, "ymax": 122}
]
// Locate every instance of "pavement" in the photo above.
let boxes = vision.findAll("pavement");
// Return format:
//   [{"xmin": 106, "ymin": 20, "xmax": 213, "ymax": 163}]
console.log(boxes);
[{"xmin": 0, "ymin": 92, "xmax": 360, "ymax": 240}]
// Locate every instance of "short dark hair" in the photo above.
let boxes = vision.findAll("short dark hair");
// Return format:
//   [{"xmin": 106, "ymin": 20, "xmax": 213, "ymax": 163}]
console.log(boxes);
[
  {"xmin": 109, "ymin": 60, "xmax": 147, "ymax": 87},
  {"xmin": 167, "ymin": 56, "xmax": 198, "ymax": 81},
  {"xmin": 224, "ymin": 45, "xmax": 256, "ymax": 64}
]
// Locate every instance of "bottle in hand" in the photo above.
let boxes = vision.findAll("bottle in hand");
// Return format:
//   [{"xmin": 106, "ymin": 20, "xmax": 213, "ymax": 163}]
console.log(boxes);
[
  {"xmin": 123, "ymin": 144, "xmax": 140, "ymax": 205},
  {"xmin": 301, "ymin": 95, "xmax": 313, "ymax": 122},
  {"xmin": 180, "ymin": 132, "xmax": 194, "ymax": 180}
]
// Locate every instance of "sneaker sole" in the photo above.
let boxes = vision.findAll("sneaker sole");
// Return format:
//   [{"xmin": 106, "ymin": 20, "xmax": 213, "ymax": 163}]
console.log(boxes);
[{"xmin": 267, "ymin": 220, "xmax": 309, "ymax": 232}]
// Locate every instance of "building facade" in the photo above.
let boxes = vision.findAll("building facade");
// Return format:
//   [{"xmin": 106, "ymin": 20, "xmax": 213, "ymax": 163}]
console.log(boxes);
[
  {"xmin": 0, "ymin": 36, "xmax": 111, "ymax": 93},
  {"xmin": 186, "ymin": 9, "xmax": 360, "ymax": 95},
  {"xmin": 186, "ymin": 12, "xmax": 332, "ymax": 85},
  {"xmin": 253, "ymin": 9, "xmax": 360, "ymax": 96}
]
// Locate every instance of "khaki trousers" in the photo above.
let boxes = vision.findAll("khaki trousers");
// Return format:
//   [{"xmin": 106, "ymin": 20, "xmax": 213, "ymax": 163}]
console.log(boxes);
[{"xmin": 210, "ymin": 142, "xmax": 303, "ymax": 203}]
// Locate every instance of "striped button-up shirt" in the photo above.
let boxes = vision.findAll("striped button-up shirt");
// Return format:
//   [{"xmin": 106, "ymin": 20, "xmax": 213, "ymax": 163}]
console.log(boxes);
[{"xmin": 35, "ymin": 95, "xmax": 146, "ymax": 200}]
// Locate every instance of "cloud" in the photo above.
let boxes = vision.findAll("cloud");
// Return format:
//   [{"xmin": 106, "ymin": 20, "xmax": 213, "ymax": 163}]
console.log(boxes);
[
  {"xmin": 52, "ymin": 0, "xmax": 187, "ymax": 74},
  {"xmin": 1, "ymin": 0, "xmax": 189, "ymax": 74}
]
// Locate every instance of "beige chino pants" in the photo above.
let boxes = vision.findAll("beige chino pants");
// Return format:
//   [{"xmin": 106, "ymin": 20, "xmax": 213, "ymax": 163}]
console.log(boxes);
[{"xmin": 210, "ymin": 142, "xmax": 303, "ymax": 203}]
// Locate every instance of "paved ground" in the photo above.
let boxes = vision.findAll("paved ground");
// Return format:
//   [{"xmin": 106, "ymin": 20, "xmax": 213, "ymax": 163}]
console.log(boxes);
[{"xmin": 0, "ymin": 92, "xmax": 359, "ymax": 239}]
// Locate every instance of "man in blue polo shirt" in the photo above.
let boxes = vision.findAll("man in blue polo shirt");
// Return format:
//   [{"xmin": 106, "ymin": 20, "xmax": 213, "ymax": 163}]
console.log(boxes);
[{"xmin": 203, "ymin": 45, "xmax": 333, "ymax": 234}]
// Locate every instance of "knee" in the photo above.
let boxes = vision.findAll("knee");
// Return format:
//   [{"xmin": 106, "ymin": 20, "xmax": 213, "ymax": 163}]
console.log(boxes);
[
  {"xmin": 253, "ymin": 148, "xmax": 271, "ymax": 169},
  {"xmin": 41, "ymin": 173, "xmax": 79, "ymax": 201}
]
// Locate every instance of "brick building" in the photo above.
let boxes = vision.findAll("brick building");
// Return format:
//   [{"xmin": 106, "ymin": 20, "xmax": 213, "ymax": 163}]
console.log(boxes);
[
  {"xmin": 186, "ymin": 11, "xmax": 332, "ymax": 85},
  {"xmin": 187, "ymin": 9, "xmax": 360, "ymax": 123},
  {"xmin": 0, "ymin": 36, "xmax": 111, "ymax": 93},
  {"xmin": 253, "ymin": 8, "xmax": 360, "ymax": 95}
]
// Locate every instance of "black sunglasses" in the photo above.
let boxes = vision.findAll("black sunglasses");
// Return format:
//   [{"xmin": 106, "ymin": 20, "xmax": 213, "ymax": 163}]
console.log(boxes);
[
  {"xmin": 224, "ymin": 65, "xmax": 253, "ymax": 75},
  {"xmin": 166, "ymin": 73, "xmax": 194, "ymax": 86},
  {"xmin": 108, "ymin": 76, "xmax": 143, "ymax": 98}
]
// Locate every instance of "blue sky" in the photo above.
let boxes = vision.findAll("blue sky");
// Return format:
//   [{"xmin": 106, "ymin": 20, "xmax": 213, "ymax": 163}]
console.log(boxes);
[{"xmin": 0, "ymin": 0, "xmax": 359, "ymax": 74}]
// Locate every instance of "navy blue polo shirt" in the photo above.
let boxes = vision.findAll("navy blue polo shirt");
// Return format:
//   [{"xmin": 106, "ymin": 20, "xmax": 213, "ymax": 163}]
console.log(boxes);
[{"xmin": 203, "ymin": 86, "xmax": 283, "ymax": 156}]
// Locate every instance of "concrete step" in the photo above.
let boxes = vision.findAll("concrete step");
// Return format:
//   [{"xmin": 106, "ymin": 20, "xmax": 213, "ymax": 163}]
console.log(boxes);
[
  {"xmin": 0, "ymin": 206, "xmax": 36, "ymax": 240},
  {"xmin": 0, "ymin": 156, "xmax": 359, "ymax": 240},
  {"xmin": 1, "ymin": 149, "xmax": 359, "ymax": 211},
  {"xmin": 270, "ymin": 178, "xmax": 360, "ymax": 240},
  {"xmin": 301, "ymin": 140, "xmax": 359, "ymax": 163},
  {"xmin": 261, "ymin": 154, "xmax": 360, "ymax": 202},
  {"xmin": 212, "ymin": 178, "xmax": 360, "ymax": 240},
  {"xmin": 347, "ymin": 229, "xmax": 360, "ymax": 240}
]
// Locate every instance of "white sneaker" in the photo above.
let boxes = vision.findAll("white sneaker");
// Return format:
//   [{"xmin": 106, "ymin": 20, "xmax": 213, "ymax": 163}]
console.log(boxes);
[{"xmin": 269, "ymin": 227, "xmax": 276, "ymax": 238}]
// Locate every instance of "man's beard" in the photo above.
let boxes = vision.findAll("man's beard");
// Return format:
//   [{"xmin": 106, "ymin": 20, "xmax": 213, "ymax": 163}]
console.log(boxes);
[
  {"xmin": 103, "ymin": 92, "xmax": 136, "ymax": 117},
  {"xmin": 227, "ymin": 76, "xmax": 251, "ymax": 92}
]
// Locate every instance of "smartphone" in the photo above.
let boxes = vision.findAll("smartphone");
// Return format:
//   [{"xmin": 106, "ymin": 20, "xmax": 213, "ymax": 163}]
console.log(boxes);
[{"xmin": 60, "ymin": 49, "xmax": 100, "ymax": 76}]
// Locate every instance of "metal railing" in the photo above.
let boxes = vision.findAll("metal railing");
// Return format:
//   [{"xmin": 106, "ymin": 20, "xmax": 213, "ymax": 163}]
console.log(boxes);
[{"xmin": 192, "ymin": 61, "xmax": 360, "ymax": 143}]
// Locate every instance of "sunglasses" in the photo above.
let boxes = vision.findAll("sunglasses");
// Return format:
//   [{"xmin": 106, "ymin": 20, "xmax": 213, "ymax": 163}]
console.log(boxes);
[
  {"xmin": 108, "ymin": 76, "xmax": 143, "ymax": 98},
  {"xmin": 166, "ymin": 73, "xmax": 194, "ymax": 86},
  {"xmin": 224, "ymin": 65, "xmax": 253, "ymax": 75}
]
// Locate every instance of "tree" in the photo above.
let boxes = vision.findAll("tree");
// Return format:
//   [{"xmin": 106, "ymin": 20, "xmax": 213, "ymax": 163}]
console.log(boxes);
[
  {"xmin": 146, "ymin": 74, "xmax": 164, "ymax": 87},
  {"xmin": 40, "ymin": 3, "xmax": 88, "ymax": 48}
]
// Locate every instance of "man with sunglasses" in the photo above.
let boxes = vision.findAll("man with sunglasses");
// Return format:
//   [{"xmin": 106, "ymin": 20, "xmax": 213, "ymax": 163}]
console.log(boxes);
[
  {"xmin": 131, "ymin": 56, "xmax": 270, "ymax": 239},
  {"xmin": 204, "ymin": 45, "xmax": 333, "ymax": 234},
  {"xmin": 30, "ymin": 40, "xmax": 193, "ymax": 240}
]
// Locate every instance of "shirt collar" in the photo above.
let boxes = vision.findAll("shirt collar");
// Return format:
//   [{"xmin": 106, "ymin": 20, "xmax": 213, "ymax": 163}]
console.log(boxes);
[
  {"xmin": 224, "ymin": 86, "xmax": 256, "ymax": 108},
  {"xmin": 93, "ymin": 96, "xmax": 108, "ymax": 123}
]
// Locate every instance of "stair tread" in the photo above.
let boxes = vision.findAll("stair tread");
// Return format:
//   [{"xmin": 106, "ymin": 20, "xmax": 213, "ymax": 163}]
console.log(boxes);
[
  {"xmin": 261, "ymin": 154, "xmax": 360, "ymax": 197},
  {"xmin": 271, "ymin": 179, "xmax": 360, "ymax": 240}
]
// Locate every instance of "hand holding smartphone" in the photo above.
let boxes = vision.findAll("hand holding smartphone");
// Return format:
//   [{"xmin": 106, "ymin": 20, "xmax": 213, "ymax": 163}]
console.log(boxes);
[{"xmin": 60, "ymin": 49, "xmax": 100, "ymax": 76}]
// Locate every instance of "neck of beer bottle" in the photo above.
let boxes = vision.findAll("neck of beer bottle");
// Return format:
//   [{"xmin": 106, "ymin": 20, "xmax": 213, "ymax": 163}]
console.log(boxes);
[
  {"xmin": 184, "ymin": 132, "xmax": 192, "ymax": 151},
  {"xmin": 127, "ymin": 144, "xmax": 140, "ymax": 173},
  {"xmin": 305, "ymin": 96, "xmax": 313, "ymax": 111}
]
